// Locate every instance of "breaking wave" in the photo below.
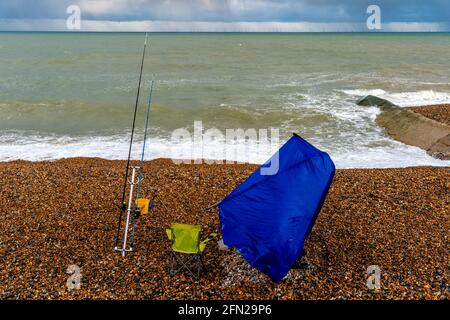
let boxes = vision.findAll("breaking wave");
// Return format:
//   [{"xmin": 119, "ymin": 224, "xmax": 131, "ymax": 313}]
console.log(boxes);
[
  {"xmin": 2, "ymin": 130, "xmax": 449, "ymax": 168},
  {"xmin": 341, "ymin": 89, "xmax": 450, "ymax": 107}
]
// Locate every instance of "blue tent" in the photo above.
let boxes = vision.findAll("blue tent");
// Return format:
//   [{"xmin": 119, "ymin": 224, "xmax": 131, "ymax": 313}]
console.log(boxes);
[{"xmin": 218, "ymin": 133, "xmax": 335, "ymax": 282}]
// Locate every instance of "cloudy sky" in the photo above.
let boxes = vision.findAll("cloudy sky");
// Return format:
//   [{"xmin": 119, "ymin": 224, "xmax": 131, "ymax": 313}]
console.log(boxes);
[{"xmin": 0, "ymin": 0, "xmax": 449, "ymax": 32}]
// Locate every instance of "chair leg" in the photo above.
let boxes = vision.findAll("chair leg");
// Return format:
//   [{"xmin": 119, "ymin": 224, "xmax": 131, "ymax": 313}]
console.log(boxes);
[
  {"xmin": 172, "ymin": 253, "xmax": 197, "ymax": 278},
  {"xmin": 169, "ymin": 252, "xmax": 176, "ymax": 276},
  {"xmin": 168, "ymin": 252, "xmax": 206, "ymax": 280},
  {"xmin": 196, "ymin": 255, "xmax": 201, "ymax": 280},
  {"xmin": 199, "ymin": 255, "xmax": 206, "ymax": 270}
]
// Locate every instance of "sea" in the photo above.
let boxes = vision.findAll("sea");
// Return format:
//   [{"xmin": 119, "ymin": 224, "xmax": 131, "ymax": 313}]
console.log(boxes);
[{"xmin": 1, "ymin": 32, "xmax": 450, "ymax": 168}]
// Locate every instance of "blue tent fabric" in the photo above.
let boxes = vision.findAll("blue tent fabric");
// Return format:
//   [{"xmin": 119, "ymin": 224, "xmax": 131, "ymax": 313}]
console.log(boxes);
[{"xmin": 218, "ymin": 133, "xmax": 335, "ymax": 282}]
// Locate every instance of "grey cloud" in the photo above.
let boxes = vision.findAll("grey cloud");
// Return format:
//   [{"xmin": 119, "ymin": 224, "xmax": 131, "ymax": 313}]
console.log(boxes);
[{"xmin": 0, "ymin": 0, "xmax": 449, "ymax": 24}]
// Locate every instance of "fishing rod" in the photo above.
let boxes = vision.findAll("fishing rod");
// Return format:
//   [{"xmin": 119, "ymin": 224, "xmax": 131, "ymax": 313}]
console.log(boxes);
[
  {"xmin": 131, "ymin": 79, "xmax": 155, "ymax": 245},
  {"xmin": 114, "ymin": 33, "xmax": 148, "ymax": 248}
]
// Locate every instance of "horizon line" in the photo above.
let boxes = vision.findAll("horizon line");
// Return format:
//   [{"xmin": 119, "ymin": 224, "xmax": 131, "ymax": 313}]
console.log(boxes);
[{"xmin": 1, "ymin": 19, "xmax": 449, "ymax": 33}]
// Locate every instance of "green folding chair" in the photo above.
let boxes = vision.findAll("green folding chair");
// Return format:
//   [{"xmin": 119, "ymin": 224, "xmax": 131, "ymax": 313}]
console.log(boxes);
[{"xmin": 165, "ymin": 223, "xmax": 217, "ymax": 279}]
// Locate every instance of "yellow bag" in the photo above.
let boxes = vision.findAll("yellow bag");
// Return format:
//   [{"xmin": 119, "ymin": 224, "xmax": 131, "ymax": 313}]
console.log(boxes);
[{"xmin": 136, "ymin": 198, "xmax": 150, "ymax": 217}]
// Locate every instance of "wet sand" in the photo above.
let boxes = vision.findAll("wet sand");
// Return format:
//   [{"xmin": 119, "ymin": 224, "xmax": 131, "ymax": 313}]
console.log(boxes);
[{"xmin": 0, "ymin": 158, "xmax": 448, "ymax": 300}]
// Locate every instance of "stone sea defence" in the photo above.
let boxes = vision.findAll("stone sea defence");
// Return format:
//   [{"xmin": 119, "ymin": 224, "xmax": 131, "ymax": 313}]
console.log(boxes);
[{"xmin": 357, "ymin": 95, "xmax": 450, "ymax": 160}]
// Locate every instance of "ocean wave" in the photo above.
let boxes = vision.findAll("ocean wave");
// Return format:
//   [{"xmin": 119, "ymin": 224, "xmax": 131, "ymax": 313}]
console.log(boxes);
[
  {"xmin": 283, "ymin": 91, "xmax": 381, "ymax": 125},
  {"xmin": 1, "ymin": 131, "xmax": 449, "ymax": 168},
  {"xmin": 2, "ymin": 90, "xmax": 450, "ymax": 168},
  {"xmin": 340, "ymin": 89, "xmax": 450, "ymax": 107},
  {"xmin": 341, "ymin": 89, "xmax": 387, "ymax": 97}
]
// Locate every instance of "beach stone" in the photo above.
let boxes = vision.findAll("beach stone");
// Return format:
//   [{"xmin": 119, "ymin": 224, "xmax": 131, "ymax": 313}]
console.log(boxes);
[{"xmin": 0, "ymin": 158, "xmax": 448, "ymax": 299}]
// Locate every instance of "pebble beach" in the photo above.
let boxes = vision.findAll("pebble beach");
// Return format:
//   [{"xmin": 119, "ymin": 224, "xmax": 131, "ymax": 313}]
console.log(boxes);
[
  {"xmin": 408, "ymin": 104, "xmax": 450, "ymax": 126},
  {"xmin": 0, "ymin": 157, "xmax": 448, "ymax": 300}
]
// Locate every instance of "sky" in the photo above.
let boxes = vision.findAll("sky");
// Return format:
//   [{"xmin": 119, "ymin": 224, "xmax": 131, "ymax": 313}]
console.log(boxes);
[{"xmin": 0, "ymin": 0, "xmax": 449, "ymax": 32}]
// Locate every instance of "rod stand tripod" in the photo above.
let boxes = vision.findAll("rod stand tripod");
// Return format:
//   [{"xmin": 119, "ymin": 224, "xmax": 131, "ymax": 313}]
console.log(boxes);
[{"xmin": 115, "ymin": 166, "xmax": 141, "ymax": 257}]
